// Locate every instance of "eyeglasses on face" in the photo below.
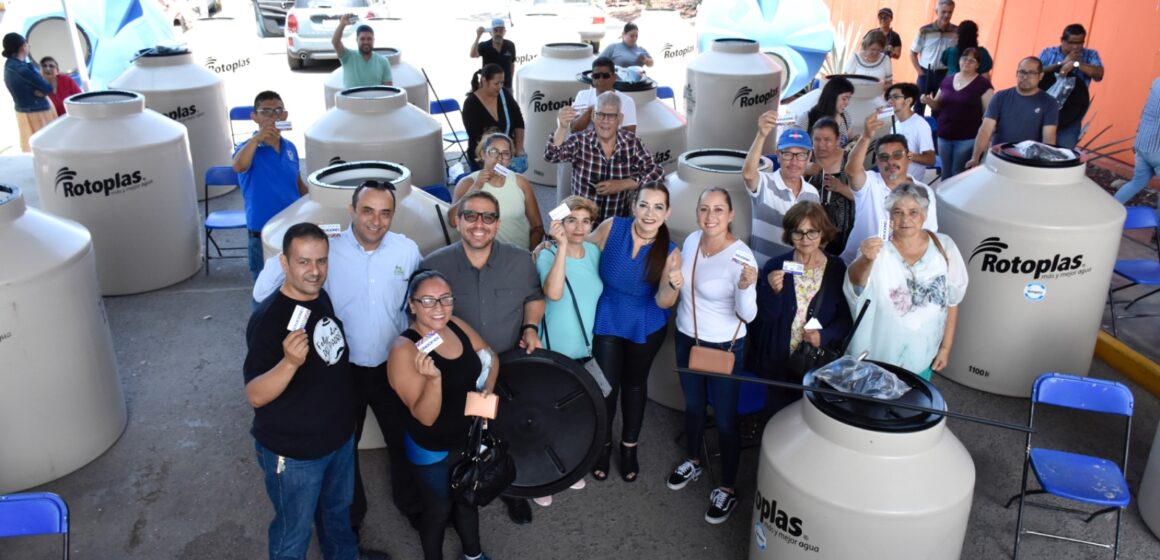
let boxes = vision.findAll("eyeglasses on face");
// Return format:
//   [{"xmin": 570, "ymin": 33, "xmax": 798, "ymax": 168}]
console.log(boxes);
[
  {"xmin": 790, "ymin": 229, "xmax": 821, "ymax": 240},
  {"xmin": 887, "ymin": 94, "xmax": 906, "ymax": 100},
  {"xmin": 485, "ymin": 148, "xmax": 513, "ymax": 159},
  {"xmin": 412, "ymin": 295, "xmax": 455, "ymax": 308},
  {"xmin": 876, "ymin": 150, "xmax": 907, "ymax": 162},
  {"xmin": 256, "ymin": 107, "xmax": 287, "ymax": 117},
  {"xmin": 591, "ymin": 72, "xmax": 613, "ymax": 80},
  {"xmin": 593, "ymin": 111, "xmax": 619, "ymax": 121},
  {"xmin": 1016, "ymin": 69, "xmax": 1041, "ymax": 77},
  {"xmin": 779, "ymin": 151, "xmax": 811, "ymax": 162},
  {"xmin": 460, "ymin": 210, "xmax": 499, "ymax": 224}
]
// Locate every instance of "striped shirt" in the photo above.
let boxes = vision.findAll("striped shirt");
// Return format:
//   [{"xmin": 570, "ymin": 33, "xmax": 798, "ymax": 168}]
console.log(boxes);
[
  {"xmin": 544, "ymin": 128, "xmax": 664, "ymax": 222},
  {"xmin": 1135, "ymin": 78, "xmax": 1160, "ymax": 153},
  {"xmin": 749, "ymin": 170, "xmax": 821, "ymax": 268}
]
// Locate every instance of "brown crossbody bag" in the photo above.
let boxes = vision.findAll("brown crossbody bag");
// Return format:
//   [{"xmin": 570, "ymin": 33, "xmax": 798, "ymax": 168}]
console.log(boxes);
[{"xmin": 687, "ymin": 247, "xmax": 744, "ymax": 375}]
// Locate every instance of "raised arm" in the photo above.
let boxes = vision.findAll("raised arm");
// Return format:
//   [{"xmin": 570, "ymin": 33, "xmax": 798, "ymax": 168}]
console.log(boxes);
[
  {"xmin": 332, "ymin": 14, "xmax": 354, "ymax": 58},
  {"xmin": 846, "ymin": 115, "xmax": 885, "ymax": 191},
  {"xmin": 387, "ymin": 339, "xmax": 444, "ymax": 426},
  {"xmin": 743, "ymin": 111, "xmax": 778, "ymax": 192},
  {"xmin": 470, "ymin": 26, "xmax": 484, "ymax": 58}
]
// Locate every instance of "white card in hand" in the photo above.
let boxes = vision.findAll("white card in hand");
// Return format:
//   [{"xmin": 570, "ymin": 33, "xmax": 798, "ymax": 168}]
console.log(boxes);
[
  {"xmin": 492, "ymin": 163, "xmax": 512, "ymax": 177},
  {"xmin": 548, "ymin": 203, "xmax": 571, "ymax": 221},
  {"xmin": 731, "ymin": 249, "xmax": 755, "ymax": 267},
  {"xmin": 878, "ymin": 218, "xmax": 893, "ymax": 241},
  {"xmin": 275, "ymin": 120, "xmax": 293, "ymax": 131},
  {"xmin": 804, "ymin": 317, "xmax": 823, "ymax": 330},
  {"xmin": 775, "ymin": 114, "xmax": 797, "ymax": 125},
  {"xmin": 320, "ymin": 223, "xmax": 342, "ymax": 238},
  {"xmin": 287, "ymin": 305, "xmax": 311, "ymax": 331},
  {"xmin": 415, "ymin": 330, "xmax": 444, "ymax": 354},
  {"xmin": 877, "ymin": 106, "xmax": 895, "ymax": 119},
  {"xmin": 782, "ymin": 260, "xmax": 805, "ymax": 275}
]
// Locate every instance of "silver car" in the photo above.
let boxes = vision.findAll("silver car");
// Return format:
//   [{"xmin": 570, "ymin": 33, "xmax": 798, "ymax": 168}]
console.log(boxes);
[{"xmin": 285, "ymin": 0, "xmax": 383, "ymax": 69}]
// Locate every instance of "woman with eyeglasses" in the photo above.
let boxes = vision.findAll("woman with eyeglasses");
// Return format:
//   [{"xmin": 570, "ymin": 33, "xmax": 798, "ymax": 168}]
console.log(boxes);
[
  {"xmin": 844, "ymin": 184, "xmax": 968, "ymax": 380},
  {"xmin": 804, "ymin": 117, "xmax": 855, "ymax": 255},
  {"xmin": 666, "ymin": 187, "xmax": 758, "ymax": 525},
  {"xmin": 38, "ymin": 56, "xmax": 82, "ymax": 116},
  {"xmin": 388, "ymin": 269, "xmax": 498, "ymax": 560},
  {"xmin": 462, "ymin": 63, "xmax": 525, "ymax": 172},
  {"xmin": 528, "ymin": 195, "xmax": 602, "ymax": 507},
  {"xmin": 586, "ymin": 181, "xmax": 680, "ymax": 482},
  {"xmin": 450, "ymin": 131, "xmax": 544, "ymax": 249},
  {"xmin": 844, "ymin": 30, "xmax": 893, "ymax": 87},
  {"xmin": 920, "ymin": 46, "xmax": 994, "ymax": 178},
  {"xmin": 807, "ymin": 76, "xmax": 856, "ymax": 147},
  {"xmin": 599, "ymin": 22, "xmax": 654, "ymax": 68},
  {"xmin": 747, "ymin": 201, "xmax": 851, "ymax": 414}
]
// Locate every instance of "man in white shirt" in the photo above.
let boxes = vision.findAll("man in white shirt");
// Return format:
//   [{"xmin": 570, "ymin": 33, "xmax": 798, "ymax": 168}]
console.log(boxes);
[
  {"xmin": 885, "ymin": 82, "xmax": 936, "ymax": 181},
  {"xmin": 571, "ymin": 56, "xmax": 637, "ymax": 134},
  {"xmin": 742, "ymin": 112, "xmax": 821, "ymax": 266},
  {"xmin": 253, "ymin": 180, "xmax": 423, "ymax": 547},
  {"xmin": 841, "ymin": 114, "xmax": 939, "ymax": 264}
]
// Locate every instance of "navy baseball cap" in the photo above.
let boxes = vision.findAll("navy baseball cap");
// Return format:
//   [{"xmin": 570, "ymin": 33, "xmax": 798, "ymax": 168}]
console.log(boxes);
[{"xmin": 779, "ymin": 128, "xmax": 813, "ymax": 151}]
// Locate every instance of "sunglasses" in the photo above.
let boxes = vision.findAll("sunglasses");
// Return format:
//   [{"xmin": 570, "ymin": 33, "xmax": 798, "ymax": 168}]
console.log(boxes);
[
  {"xmin": 876, "ymin": 150, "xmax": 907, "ymax": 162},
  {"xmin": 411, "ymin": 295, "xmax": 455, "ymax": 308},
  {"xmin": 591, "ymin": 72, "xmax": 613, "ymax": 79},
  {"xmin": 359, "ymin": 179, "xmax": 395, "ymax": 191},
  {"xmin": 460, "ymin": 210, "xmax": 499, "ymax": 224}
]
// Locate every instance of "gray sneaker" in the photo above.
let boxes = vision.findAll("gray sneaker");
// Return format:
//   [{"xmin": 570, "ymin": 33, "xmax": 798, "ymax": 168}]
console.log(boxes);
[
  {"xmin": 705, "ymin": 488, "xmax": 737, "ymax": 524},
  {"xmin": 666, "ymin": 459, "xmax": 703, "ymax": 490}
]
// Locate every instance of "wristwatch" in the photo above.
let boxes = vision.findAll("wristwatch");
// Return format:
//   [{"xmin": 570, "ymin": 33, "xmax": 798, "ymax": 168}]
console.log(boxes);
[{"xmin": 1072, "ymin": 61, "xmax": 1080, "ymax": 69}]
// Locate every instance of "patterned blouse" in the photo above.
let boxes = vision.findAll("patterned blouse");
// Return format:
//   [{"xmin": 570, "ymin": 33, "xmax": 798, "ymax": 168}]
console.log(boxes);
[{"xmin": 789, "ymin": 266, "xmax": 824, "ymax": 352}]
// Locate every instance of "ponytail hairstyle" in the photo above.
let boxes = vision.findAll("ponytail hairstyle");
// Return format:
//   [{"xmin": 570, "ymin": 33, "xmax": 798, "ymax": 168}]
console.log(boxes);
[
  {"xmin": 402, "ymin": 269, "xmax": 451, "ymax": 319},
  {"xmin": 636, "ymin": 181, "xmax": 672, "ymax": 287},
  {"xmin": 470, "ymin": 63, "xmax": 505, "ymax": 95}
]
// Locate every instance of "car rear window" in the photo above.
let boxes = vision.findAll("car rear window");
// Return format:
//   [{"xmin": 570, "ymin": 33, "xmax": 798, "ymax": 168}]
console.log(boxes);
[{"xmin": 294, "ymin": 0, "xmax": 370, "ymax": 8}]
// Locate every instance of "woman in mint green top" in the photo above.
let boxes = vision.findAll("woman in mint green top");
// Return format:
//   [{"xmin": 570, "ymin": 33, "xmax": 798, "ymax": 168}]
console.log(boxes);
[
  {"xmin": 537, "ymin": 196, "xmax": 603, "ymax": 360},
  {"xmin": 450, "ymin": 132, "xmax": 544, "ymax": 249}
]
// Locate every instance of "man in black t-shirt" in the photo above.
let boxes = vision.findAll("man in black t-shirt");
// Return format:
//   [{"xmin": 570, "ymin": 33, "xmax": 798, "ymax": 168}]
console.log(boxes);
[
  {"xmin": 471, "ymin": 18, "xmax": 516, "ymax": 90},
  {"xmin": 244, "ymin": 223, "xmax": 364, "ymax": 560}
]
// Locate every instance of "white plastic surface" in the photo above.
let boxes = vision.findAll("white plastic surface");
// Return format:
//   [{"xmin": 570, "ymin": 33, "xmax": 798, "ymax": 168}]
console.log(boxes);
[
  {"xmin": 684, "ymin": 38, "xmax": 782, "ymax": 152},
  {"xmin": 515, "ymin": 43, "xmax": 595, "ymax": 185}
]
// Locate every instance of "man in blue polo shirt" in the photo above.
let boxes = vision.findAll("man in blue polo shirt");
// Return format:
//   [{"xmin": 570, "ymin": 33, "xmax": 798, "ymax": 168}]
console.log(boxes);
[{"xmin": 233, "ymin": 90, "xmax": 307, "ymax": 282}]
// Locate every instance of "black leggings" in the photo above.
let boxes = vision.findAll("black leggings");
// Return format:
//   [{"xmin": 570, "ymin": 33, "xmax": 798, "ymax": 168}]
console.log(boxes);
[
  {"xmin": 349, "ymin": 363, "xmax": 421, "ymax": 529},
  {"xmin": 411, "ymin": 448, "xmax": 481, "ymax": 560},
  {"xmin": 593, "ymin": 328, "xmax": 667, "ymax": 445}
]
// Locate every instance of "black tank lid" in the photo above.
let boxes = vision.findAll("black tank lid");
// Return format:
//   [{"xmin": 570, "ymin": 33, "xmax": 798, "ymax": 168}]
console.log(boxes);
[
  {"xmin": 805, "ymin": 360, "xmax": 946, "ymax": 433},
  {"xmin": 574, "ymin": 70, "xmax": 657, "ymax": 93},
  {"xmin": 134, "ymin": 44, "xmax": 191, "ymax": 58},
  {"xmin": 992, "ymin": 142, "xmax": 1082, "ymax": 168}
]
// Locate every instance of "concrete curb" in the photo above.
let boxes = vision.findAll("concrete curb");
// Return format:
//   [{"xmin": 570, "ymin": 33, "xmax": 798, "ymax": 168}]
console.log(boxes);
[{"xmin": 1096, "ymin": 330, "xmax": 1160, "ymax": 397}]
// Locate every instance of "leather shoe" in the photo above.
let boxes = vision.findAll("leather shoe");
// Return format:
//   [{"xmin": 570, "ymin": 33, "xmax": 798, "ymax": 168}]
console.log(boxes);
[{"xmin": 503, "ymin": 496, "xmax": 533, "ymax": 524}]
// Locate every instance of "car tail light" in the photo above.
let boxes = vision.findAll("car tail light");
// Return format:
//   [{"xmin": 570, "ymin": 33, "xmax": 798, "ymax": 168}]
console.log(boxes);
[
  {"xmin": 592, "ymin": 16, "xmax": 605, "ymax": 25},
  {"xmin": 366, "ymin": 11, "xmax": 375, "ymax": 19},
  {"xmin": 287, "ymin": 13, "xmax": 298, "ymax": 34}
]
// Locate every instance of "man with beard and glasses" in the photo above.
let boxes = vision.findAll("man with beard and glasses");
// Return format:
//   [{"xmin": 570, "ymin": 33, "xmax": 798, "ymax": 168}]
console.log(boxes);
[
  {"xmin": 841, "ymin": 114, "xmax": 939, "ymax": 264},
  {"xmin": 333, "ymin": 15, "xmax": 393, "ymax": 88},
  {"xmin": 967, "ymin": 57, "xmax": 1058, "ymax": 169}
]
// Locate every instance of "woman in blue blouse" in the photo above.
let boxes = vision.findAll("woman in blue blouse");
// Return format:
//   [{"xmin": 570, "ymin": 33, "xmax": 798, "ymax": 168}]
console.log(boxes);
[
  {"xmin": 746, "ymin": 201, "xmax": 852, "ymax": 414},
  {"xmin": 3, "ymin": 33, "xmax": 56, "ymax": 152},
  {"xmin": 587, "ymin": 181, "xmax": 680, "ymax": 482}
]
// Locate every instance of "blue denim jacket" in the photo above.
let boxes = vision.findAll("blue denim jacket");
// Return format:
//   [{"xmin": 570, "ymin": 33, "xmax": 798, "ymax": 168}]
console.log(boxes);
[{"xmin": 4, "ymin": 58, "xmax": 53, "ymax": 113}]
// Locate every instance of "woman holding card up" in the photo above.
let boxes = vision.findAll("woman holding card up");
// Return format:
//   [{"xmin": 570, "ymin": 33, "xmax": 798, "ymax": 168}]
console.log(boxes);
[
  {"xmin": 844, "ymin": 184, "xmax": 968, "ymax": 380},
  {"xmin": 388, "ymin": 270, "xmax": 498, "ymax": 560},
  {"xmin": 666, "ymin": 187, "xmax": 758, "ymax": 525},
  {"xmin": 449, "ymin": 131, "xmax": 544, "ymax": 249},
  {"xmin": 747, "ymin": 201, "xmax": 852, "ymax": 414}
]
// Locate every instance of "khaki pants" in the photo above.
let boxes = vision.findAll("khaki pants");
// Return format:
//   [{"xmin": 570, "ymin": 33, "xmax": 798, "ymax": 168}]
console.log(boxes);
[{"xmin": 15, "ymin": 108, "xmax": 57, "ymax": 152}]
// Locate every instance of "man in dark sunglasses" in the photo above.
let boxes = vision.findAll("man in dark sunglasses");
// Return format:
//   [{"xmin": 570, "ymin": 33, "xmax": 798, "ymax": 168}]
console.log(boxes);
[{"xmin": 569, "ymin": 56, "xmax": 637, "ymax": 134}]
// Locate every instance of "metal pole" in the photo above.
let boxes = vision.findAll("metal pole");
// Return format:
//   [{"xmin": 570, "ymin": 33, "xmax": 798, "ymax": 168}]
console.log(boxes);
[
  {"xmin": 675, "ymin": 367, "xmax": 1034, "ymax": 433},
  {"xmin": 60, "ymin": 0, "xmax": 90, "ymax": 91}
]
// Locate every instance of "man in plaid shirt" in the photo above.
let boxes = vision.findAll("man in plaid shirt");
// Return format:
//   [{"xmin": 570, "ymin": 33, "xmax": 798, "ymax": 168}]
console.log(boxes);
[{"xmin": 545, "ymin": 91, "xmax": 664, "ymax": 222}]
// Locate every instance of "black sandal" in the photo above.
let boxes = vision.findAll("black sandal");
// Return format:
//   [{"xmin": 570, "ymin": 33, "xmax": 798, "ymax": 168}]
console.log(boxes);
[
  {"xmin": 620, "ymin": 442, "xmax": 639, "ymax": 482},
  {"xmin": 592, "ymin": 442, "xmax": 611, "ymax": 481}
]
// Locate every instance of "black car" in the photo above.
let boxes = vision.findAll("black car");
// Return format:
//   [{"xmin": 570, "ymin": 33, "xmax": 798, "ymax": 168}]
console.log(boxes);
[{"xmin": 253, "ymin": 0, "xmax": 292, "ymax": 37}]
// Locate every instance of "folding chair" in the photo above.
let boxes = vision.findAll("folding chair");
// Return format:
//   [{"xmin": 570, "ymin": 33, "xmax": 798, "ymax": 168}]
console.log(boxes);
[
  {"xmin": 228, "ymin": 105, "xmax": 254, "ymax": 149},
  {"xmin": 202, "ymin": 166, "xmax": 247, "ymax": 275},
  {"xmin": 656, "ymin": 86, "xmax": 677, "ymax": 111},
  {"xmin": 1006, "ymin": 372, "xmax": 1133, "ymax": 559},
  {"xmin": 429, "ymin": 98, "xmax": 471, "ymax": 177},
  {"xmin": 1108, "ymin": 206, "xmax": 1160, "ymax": 336},
  {"xmin": 418, "ymin": 184, "xmax": 452, "ymax": 203},
  {"xmin": 0, "ymin": 492, "xmax": 69, "ymax": 559}
]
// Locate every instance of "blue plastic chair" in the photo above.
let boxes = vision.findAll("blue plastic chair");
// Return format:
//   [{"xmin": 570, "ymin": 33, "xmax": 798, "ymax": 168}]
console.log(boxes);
[
  {"xmin": 656, "ymin": 86, "xmax": 677, "ymax": 110},
  {"xmin": 1008, "ymin": 373, "xmax": 1134, "ymax": 559},
  {"xmin": 228, "ymin": 105, "xmax": 254, "ymax": 148},
  {"xmin": 203, "ymin": 166, "xmax": 247, "ymax": 275},
  {"xmin": 0, "ymin": 492, "xmax": 69, "ymax": 559},
  {"xmin": 419, "ymin": 184, "xmax": 452, "ymax": 203},
  {"xmin": 923, "ymin": 115, "xmax": 943, "ymax": 184},
  {"xmin": 1108, "ymin": 206, "xmax": 1160, "ymax": 336}
]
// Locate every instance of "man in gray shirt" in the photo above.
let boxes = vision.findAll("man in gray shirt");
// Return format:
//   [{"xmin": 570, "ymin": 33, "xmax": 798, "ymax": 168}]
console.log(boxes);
[
  {"xmin": 968, "ymin": 57, "xmax": 1059, "ymax": 169},
  {"xmin": 419, "ymin": 190, "xmax": 545, "ymax": 525}
]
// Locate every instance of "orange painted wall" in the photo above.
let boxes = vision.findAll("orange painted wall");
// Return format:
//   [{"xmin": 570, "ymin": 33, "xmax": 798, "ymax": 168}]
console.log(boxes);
[{"xmin": 825, "ymin": 0, "xmax": 1160, "ymax": 166}]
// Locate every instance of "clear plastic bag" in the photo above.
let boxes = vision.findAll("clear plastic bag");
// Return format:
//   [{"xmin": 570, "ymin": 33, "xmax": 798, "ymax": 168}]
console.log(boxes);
[
  {"xmin": 1010, "ymin": 140, "xmax": 1076, "ymax": 162},
  {"xmin": 808, "ymin": 356, "xmax": 911, "ymax": 400}
]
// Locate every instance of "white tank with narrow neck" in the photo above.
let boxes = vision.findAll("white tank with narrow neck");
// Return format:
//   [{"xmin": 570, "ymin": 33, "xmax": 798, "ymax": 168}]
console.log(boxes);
[
  {"xmin": 516, "ymin": 43, "xmax": 595, "ymax": 185},
  {"xmin": 750, "ymin": 365, "xmax": 974, "ymax": 559},
  {"xmin": 323, "ymin": 47, "xmax": 428, "ymax": 112},
  {"xmin": 936, "ymin": 144, "xmax": 1125, "ymax": 397},
  {"xmin": 0, "ymin": 185, "xmax": 126, "ymax": 493},
  {"xmin": 634, "ymin": 8, "xmax": 697, "ymax": 112},
  {"xmin": 31, "ymin": 91, "xmax": 202, "ymax": 295},
  {"xmin": 784, "ymin": 74, "xmax": 888, "ymax": 141},
  {"xmin": 648, "ymin": 149, "xmax": 772, "ymax": 410},
  {"xmin": 684, "ymin": 38, "xmax": 782, "ymax": 152},
  {"xmin": 109, "ymin": 45, "xmax": 234, "ymax": 200},
  {"xmin": 305, "ymin": 87, "xmax": 443, "ymax": 188}
]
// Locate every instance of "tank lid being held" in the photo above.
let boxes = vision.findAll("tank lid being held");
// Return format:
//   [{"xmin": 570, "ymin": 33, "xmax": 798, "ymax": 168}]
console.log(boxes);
[
  {"xmin": 64, "ymin": 91, "xmax": 145, "ymax": 119},
  {"xmin": 711, "ymin": 38, "xmax": 760, "ymax": 54},
  {"xmin": 805, "ymin": 360, "xmax": 947, "ymax": 433}
]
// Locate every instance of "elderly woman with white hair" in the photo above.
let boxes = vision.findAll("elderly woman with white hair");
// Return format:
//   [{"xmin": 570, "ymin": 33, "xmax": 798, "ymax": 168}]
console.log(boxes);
[{"xmin": 843, "ymin": 183, "xmax": 968, "ymax": 379}]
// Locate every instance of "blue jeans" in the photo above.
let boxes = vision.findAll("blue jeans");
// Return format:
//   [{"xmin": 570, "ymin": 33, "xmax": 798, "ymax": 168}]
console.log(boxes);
[
  {"xmin": 255, "ymin": 436, "xmax": 359, "ymax": 560},
  {"xmin": 409, "ymin": 445, "xmax": 481, "ymax": 560},
  {"xmin": 248, "ymin": 233, "xmax": 265, "ymax": 281},
  {"xmin": 937, "ymin": 138, "xmax": 975, "ymax": 179},
  {"xmin": 1057, "ymin": 119, "xmax": 1082, "ymax": 149},
  {"xmin": 676, "ymin": 331, "xmax": 745, "ymax": 488},
  {"xmin": 1114, "ymin": 150, "xmax": 1160, "ymax": 215}
]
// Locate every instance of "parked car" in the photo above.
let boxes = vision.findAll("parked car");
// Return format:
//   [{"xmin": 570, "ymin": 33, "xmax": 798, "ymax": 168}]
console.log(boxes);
[
  {"xmin": 285, "ymin": 0, "xmax": 384, "ymax": 69},
  {"xmin": 511, "ymin": 0, "xmax": 606, "ymax": 50},
  {"xmin": 252, "ymin": 0, "xmax": 291, "ymax": 38}
]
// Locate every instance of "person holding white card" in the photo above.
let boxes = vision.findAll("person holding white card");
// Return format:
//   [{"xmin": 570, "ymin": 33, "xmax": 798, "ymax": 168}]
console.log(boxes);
[
  {"xmin": 449, "ymin": 132, "xmax": 543, "ymax": 249},
  {"xmin": 389, "ymin": 270, "xmax": 498, "ymax": 560},
  {"xmin": 743, "ymin": 119, "xmax": 822, "ymax": 267},
  {"xmin": 844, "ymin": 184, "xmax": 968, "ymax": 380},
  {"xmin": 747, "ymin": 201, "xmax": 852, "ymax": 414},
  {"xmin": 804, "ymin": 118, "xmax": 856, "ymax": 255},
  {"xmin": 570, "ymin": 57, "xmax": 637, "ymax": 134},
  {"xmin": 667, "ymin": 187, "xmax": 758, "ymax": 525}
]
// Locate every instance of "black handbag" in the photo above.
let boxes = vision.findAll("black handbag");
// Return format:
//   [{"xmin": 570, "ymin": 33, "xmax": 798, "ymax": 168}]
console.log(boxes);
[
  {"xmin": 450, "ymin": 417, "xmax": 516, "ymax": 507},
  {"xmin": 784, "ymin": 263, "xmax": 869, "ymax": 379}
]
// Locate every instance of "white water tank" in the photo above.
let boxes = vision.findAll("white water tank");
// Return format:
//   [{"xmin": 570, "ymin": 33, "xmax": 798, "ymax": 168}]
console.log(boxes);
[
  {"xmin": 785, "ymin": 74, "xmax": 887, "ymax": 141},
  {"xmin": 0, "ymin": 185, "xmax": 126, "ymax": 493},
  {"xmin": 305, "ymin": 86, "xmax": 444, "ymax": 188},
  {"xmin": 635, "ymin": 8, "xmax": 697, "ymax": 112},
  {"xmin": 936, "ymin": 145, "xmax": 1125, "ymax": 397},
  {"xmin": 31, "ymin": 91, "xmax": 202, "ymax": 295},
  {"xmin": 649, "ymin": 149, "xmax": 772, "ymax": 410},
  {"xmin": 109, "ymin": 45, "xmax": 234, "ymax": 200},
  {"xmin": 323, "ymin": 47, "xmax": 428, "ymax": 112},
  {"xmin": 262, "ymin": 160, "xmax": 459, "ymax": 261},
  {"xmin": 516, "ymin": 43, "xmax": 595, "ymax": 185},
  {"xmin": 750, "ymin": 366, "xmax": 974, "ymax": 559},
  {"xmin": 684, "ymin": 38, "xmax": 781, "ymax": 152}
]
